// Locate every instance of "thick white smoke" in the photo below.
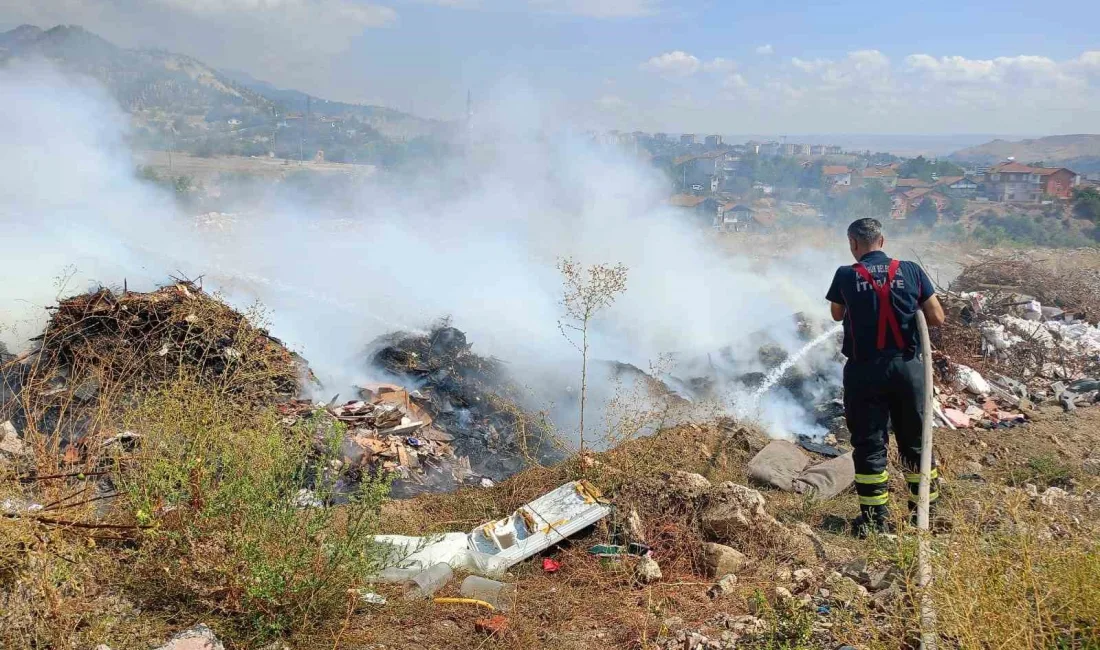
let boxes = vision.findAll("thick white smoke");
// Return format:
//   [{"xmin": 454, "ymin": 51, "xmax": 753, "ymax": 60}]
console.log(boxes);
[{"xmin": 0, "ymin": 64, "xmax": 846, "ymax": 443}]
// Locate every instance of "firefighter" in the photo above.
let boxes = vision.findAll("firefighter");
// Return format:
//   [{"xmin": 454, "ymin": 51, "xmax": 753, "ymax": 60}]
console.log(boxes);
[{"xmin": 826, "ymin": 218, "xmax": 946, "ymax": 535}]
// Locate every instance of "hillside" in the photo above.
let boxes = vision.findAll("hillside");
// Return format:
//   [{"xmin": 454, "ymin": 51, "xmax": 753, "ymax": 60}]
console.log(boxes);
[
  {"xmin": 950, "ymin": 134, "xmax": 1100, "ymax": 172},
  {"xmin": 0, "ymin": 25, "xmax": 445, "ymax": 160}
]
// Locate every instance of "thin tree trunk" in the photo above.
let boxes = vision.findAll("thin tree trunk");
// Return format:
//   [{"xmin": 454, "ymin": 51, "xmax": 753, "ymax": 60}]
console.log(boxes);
[{"xmin": 579, "ymin": 316, "xmax": 588, "ymax": 454}]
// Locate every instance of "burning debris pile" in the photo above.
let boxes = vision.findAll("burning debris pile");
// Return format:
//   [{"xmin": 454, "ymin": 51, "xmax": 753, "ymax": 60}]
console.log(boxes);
[
  {"xmin": 932, "ymin": 256, "xmax": 1100, "ymax": 429},
  {"xmin": 279, "ymin": 385, "xmax": 479, "ymax": 498},
  {"xmin": 369, "ymin": 324, "xmax": 564, "ymax": 485}
]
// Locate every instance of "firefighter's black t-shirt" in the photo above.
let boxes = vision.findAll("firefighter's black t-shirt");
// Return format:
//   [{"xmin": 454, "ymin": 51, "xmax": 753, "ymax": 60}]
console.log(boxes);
[{"xmin": 826, "ymin": 250, "xmax": 935, "ymax": 360}]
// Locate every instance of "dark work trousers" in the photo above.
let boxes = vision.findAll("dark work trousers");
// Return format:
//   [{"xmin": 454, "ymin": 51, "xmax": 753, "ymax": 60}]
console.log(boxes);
[{"xmin": 843, "ymin": 353, "xmax": 938, "ymax": 518}]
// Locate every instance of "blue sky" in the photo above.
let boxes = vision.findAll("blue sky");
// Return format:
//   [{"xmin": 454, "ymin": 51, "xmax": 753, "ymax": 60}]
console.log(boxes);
[{"xmin": 4, "ymin": 0, "xmax": 1100, "ymax": 134}]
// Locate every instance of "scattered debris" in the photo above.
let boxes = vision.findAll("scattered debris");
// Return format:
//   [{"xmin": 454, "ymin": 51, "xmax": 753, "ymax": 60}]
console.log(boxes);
[
  {"xmin": 373, "ymin": 480, "xmax": 611, "ymax": 578},
  {"xmin": 542, "ymin": 557, "xmax": 561, "ymax": 573},
  {"xmin": 475, "ymin": 614, "xmax": 509, "ymax": 637},
  {"xmin": 460, "ymin": 576, "xmax": 516, "ymax": 612},
  {"xmin": 357, "ymin": 591, "xmax": 387, "ymax": 605},
  {"xmin": 747, "ymin": 440, "xmax": 854, "ymax": 500},
  {"xmin": 404, "ymin": 563, "xmax": 453, "ymax": 600}
]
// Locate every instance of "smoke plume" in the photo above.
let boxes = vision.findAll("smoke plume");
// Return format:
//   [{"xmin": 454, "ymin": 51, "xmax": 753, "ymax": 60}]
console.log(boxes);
[{"xmin": 0, "ymin": 65, "xmax": 847, "ymax": 443}]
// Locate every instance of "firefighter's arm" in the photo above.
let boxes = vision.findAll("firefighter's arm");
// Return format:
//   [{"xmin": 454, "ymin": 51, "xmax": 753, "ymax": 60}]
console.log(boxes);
[
  {"xmin": 921, "ymin": 294, "xmax": 946, "ymax": 327},
  {"xmin": 830, "ymin": 302, "xmax": 845, "ymax": 321}
]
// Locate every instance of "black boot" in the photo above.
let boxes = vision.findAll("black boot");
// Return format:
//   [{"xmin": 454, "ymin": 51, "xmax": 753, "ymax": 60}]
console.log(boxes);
[{"xmin": 851, "ymin": 504, "xmax": 893, "ymax": 538}]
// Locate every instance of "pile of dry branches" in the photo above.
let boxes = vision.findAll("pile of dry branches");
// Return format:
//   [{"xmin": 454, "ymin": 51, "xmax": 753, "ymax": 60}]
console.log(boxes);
[{"xmin": 951, "ymin": 252, "xmax": 1100, "ymax": 323}]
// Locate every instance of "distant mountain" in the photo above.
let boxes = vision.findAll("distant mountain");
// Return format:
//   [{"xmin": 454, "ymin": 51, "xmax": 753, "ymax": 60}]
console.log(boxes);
[
  {"xmin": 950, "ymin": 135, "xmax": 1100, "ymax": 173},
  {"xmin": 0, "ymin": 25, "xmax": 446, "ymax": 160},
  {"xmin": 219, "ymin": 67, "xmax": 420, "ymax": 126},
  {"xmin": 0, "ymin": 25, "xmax": 273, "ymax": 118}
]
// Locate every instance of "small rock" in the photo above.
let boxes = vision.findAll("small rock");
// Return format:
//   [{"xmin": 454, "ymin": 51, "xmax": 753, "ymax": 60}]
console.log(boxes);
[
  {"xmin": 775, "ymin": 567, "xmax": 793, "ymax": 582},
  {"xmin": 708, "ymin": 574, "xmax": 738, "ymax": 599},
  {"xmin": 775, "ymin": 586, "xmax": 794, "ymax": 601},
  {"xmin": 154, "ymin": 624, "xmax": 224, "ymax": 650},
  {"xmin": 0, "ymin": 420, "xmax": 28, "ymax": 458},
  {"xmin": 824, "ymin": 572, "xmax": 868, "ymax": 605},
  {"xmin": 841, "ymin": 558, "xmax": 869, "ymax": 583},
  {"xmin": 667, "ymin": 471, "xmax": 712, "ymax": 500},
  {"xmin": 1083, "ymin": 458, "xmax": 1100, "ymax": 476},
  {"xmin": 964, "ymin": 460, "xmax": 984, "ymax": 475},
  {"xmin": 871, "ymin": 584, "xmax": 902, "ymax": 611},
  {"xmin": 702, "ymin": 542, "xmax": 747, "ymax": 578},
  {"xmin": 635, "ymin": 556, "xmax": 663, "ymax": 584},
  {"xmin": 94, "ymin": 646, "xmax": 112, "ymax": 650},
  {"xmin": 663, "ymin": 616, "xmax": 684, "ymax": 629},
  {"xmin": 867, "ymin": 567, "xmax": 901, "ymax": 592},
  {"xmin": 793, "ymin": 568, "xmax": 813, "ymax": 583}
]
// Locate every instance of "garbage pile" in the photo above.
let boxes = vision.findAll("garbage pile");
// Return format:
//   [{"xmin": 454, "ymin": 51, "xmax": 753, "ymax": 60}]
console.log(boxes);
[
  {"xmin": 1, "ymin": 282, "xmax": 304, "ymax": 446},
  {"xmin": 369, "ymin": 324, "xmax": 563, "ymax": 485},
  {"xmin": 278, "ymin": 384, "xmax": 484, "ymax": 498},
  {"xmin": 932, "ymin": 256, "xmax": 1100, "ymax": 429}
]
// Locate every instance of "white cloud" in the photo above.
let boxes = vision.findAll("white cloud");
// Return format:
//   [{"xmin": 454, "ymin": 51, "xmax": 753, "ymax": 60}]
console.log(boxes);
[
  {"xmin": 528, "ymin": 0, "xmax": 659, "ymax": 17},
  {"xmin": 641, "ymin": 50, "xmax": 701, "ymax": 76},
  {"xmin": 903, "ymin": 52, "xmax": 1085, "ymax": 89},
  {"xmin": 153, "ymin": 0, "xmax": 397, "ymax": 26},
  {"xmin": 755, "ymin": 44, "xmax": 774, "ymax": 55},
  {"xmin": 702, "ymin": 57, "xmax": 736, "ymax": 73}
]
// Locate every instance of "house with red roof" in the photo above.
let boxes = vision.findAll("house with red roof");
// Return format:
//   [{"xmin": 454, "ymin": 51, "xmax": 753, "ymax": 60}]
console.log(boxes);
[{"xmin": 984, "ymin": 162, "xmax": 1079, "ymax": 202}]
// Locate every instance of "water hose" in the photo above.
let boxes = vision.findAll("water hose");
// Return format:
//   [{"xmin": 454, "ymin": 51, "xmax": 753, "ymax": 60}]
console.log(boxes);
[
  {"xmin": 432, "ymin": 597, "xmax": 496, "ymax": 610},
  {"xmin": 915, "ymin": 310, "xmax": 938, "ymax": 650}
]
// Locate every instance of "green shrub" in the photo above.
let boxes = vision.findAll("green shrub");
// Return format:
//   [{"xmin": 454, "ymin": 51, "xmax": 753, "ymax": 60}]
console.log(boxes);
[{"xmin": 114, "ymin": 380, "xmax": 389, "ymax": 642}]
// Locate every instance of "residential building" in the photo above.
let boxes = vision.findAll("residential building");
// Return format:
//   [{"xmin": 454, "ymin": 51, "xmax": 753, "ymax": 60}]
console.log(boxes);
[
  {"xmin": 717, "ymin": 202, "xmax": 755, "ymax": 232},
  {"xmin": 984, "ymin": 162, "xmax": 1043, "ymax": 202},
  {"xmin": 781, "ymin": 143, "xmax": 810, "ymax": 156},
  {"xmin": 673, "ymin": 152, "xmax": 723, "ymax": 192},
  {"xmin": 826, "ymin": 145, "xmax": 843, "ymax": 155},
  {"xmin": 704, "ymin": 134, "xmax": 723, "ymax": 148},
  {"xmin": 654, "ymin": 133, "xmax": 669, "ymax": 142},
  {"xmin": 822, "ymin": 165, "xmax": 852, "ymax": 186},
  {"xmin": 1034, "ymin": 167, "xmax": 1080, "ymax": 199},
  {"xmin": 935, "ymin": 175, "xmax": 978, "ymax": 197},
  {"xmin": 810, "ymin": 145, "xmax": 826, "ymax": 156},
  {"xmin": 861, "ymin": 166, "xmax": 899, "ymax": 190},
  {"xmin": 759, "ymin": 142, "xmax": 782, "ymax": 156},
  {"xmin": 753, "ymin": 181, "xmax": 775, "ymax": 194},
  {"xmin": 895, "ymin": 178, "xmax": 932, "ymax": 190},
  {"xmin": 681, "ymin": 133, "xmax": 697, "ymax": 145},
  {"xmin": 891, "ymin": 188, "xmax": 947, "ymax": 219},
  {"xmin": 669, "ymin": 194, "xmax": 719, "ymax": 224}
]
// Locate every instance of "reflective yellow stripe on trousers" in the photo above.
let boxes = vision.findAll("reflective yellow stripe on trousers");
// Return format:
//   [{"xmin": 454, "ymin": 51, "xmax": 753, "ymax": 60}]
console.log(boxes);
[{"xmin": 855, "ymin": 471, "xmax": 890, "ymax": 485}]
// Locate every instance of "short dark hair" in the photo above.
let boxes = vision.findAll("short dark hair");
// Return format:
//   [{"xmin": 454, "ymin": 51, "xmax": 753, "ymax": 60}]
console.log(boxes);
[{"xmin": 847, "ymin": 218, "xmax": 883, "ymax": 247}]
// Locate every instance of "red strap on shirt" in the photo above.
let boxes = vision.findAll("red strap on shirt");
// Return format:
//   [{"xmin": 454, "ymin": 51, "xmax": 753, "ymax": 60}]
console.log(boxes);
[{"xmin": 852, "ymin": 259, "xmax": 905, "ymax": 350}]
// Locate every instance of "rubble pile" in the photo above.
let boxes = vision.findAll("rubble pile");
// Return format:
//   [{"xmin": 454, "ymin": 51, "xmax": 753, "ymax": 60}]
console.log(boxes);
[
  {"xmin": 370, "ymin": 324, "xmax": 563, "ymax": 484},
  {"xmin": 932, "ymin": 257, "xmax": 1100, "ymax": 429},
  {"xmin": 279, "ymin": 384, "xmax": 480, "ymax": 498}
]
